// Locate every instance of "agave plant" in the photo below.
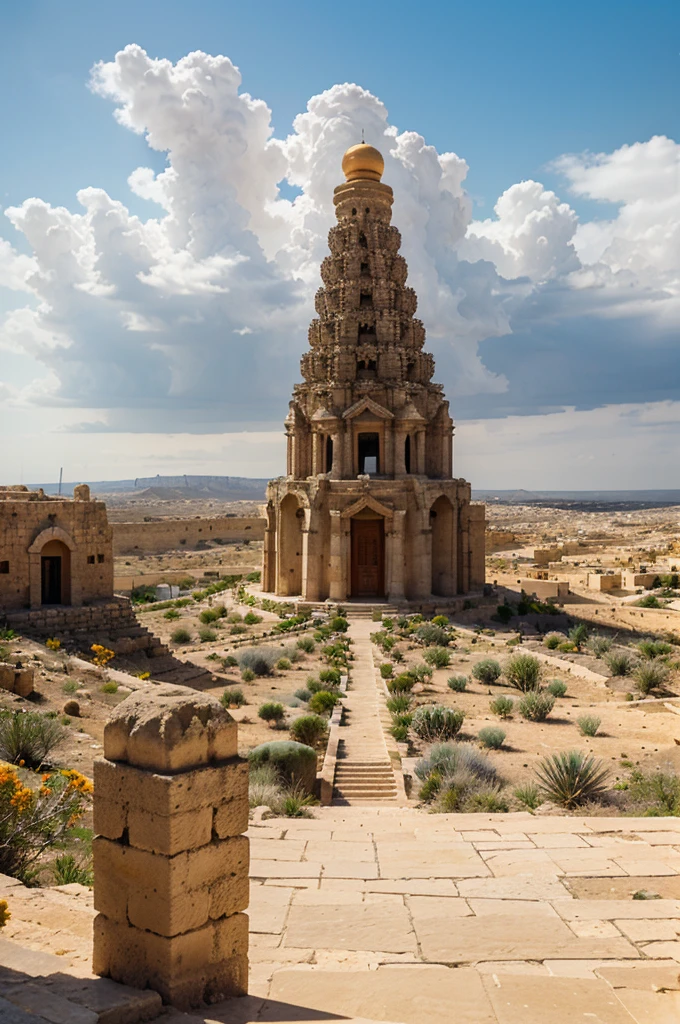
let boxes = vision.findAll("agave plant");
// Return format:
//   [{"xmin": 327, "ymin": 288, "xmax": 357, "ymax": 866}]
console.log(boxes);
[{"xmin": 535, "ymin": 750, "xmax": 610, "ymax": 809}]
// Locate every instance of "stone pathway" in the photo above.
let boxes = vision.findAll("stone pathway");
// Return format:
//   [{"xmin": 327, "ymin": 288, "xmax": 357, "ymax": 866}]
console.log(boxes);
[
  {"xmin": 332, "ymin": 619, "xmax": 398, "ymax": 804},
  {"xmin": 3, "ymin": 809, "xmax": 680, "ymax": 1022}
]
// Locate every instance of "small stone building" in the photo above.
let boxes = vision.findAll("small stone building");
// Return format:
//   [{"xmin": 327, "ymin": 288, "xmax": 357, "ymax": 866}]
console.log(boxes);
[
  {"xmin": 0, "ymin": 484, "xmax": 113, "ymax": 613},
  {"xmin": 263, "ymin": 143, "xmax": 485, "ymax": 603}
]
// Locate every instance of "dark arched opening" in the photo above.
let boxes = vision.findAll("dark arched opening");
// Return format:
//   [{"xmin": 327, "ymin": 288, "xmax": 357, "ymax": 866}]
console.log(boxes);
[{"xmin": 404, "ymin": 435, "xmax": 411, "ymax": 474}]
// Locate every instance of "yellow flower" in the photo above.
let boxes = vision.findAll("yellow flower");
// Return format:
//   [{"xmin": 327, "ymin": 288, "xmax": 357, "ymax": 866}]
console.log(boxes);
[{"xmin": 0, "ymin": 900, "xmax": 10, "ymax": 928}]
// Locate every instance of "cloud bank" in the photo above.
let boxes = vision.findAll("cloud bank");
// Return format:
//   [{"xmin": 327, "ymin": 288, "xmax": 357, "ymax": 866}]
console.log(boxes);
[{"xmin": 0, "ymin": 45, "xmax": 678, "ymax": 481}]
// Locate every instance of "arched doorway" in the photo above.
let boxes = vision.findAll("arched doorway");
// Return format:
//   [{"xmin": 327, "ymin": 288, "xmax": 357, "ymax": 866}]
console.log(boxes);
[
  {"xmin": 278, "ymin": 494, "xmax": 303, "ymax": 596},
  {"xmin": 430, "ymin": 495, "xmax": 454, "ymax": 596},
  {"xmin": 350, "ymin": 509, "xmax": 384, "ymax": 598},
  {"xmin": 40, "ymin": 539, "xmax": 71, "ymax": 605}
]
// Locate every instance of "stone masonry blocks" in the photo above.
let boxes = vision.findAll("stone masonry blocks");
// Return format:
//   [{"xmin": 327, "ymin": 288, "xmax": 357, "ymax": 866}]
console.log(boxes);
[{"xmin": 92, "ymin": 688, "xmax": 249, "ymax": 1009}]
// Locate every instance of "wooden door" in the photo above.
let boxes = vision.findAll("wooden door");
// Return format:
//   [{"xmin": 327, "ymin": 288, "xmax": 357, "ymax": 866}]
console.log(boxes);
[
  {"xmin": 351, "ymin": 518, "xmax": 384, "ymax": 597},
  {"xmin": 41, "ymin": 556, "xmax": 62, "ymax": 604}
]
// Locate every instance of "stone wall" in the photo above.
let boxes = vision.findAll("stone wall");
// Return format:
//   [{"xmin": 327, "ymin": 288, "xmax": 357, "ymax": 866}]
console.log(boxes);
[{"xmin": 112, "ymin": 516, "xmax": 265, "ymax": 555}]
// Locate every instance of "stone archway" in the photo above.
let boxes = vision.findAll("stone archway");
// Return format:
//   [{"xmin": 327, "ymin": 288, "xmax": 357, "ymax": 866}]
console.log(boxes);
[
  {"xmin": 430, "ymin": 494, "xmax": 455, "ymax": 596},
  {"xmin": 28, "ymin": 527, "xmax": 75, "ymax": 608},
  {"xmin": 277, "ymin": 493, "xmax": 304, "ymax": 596}
]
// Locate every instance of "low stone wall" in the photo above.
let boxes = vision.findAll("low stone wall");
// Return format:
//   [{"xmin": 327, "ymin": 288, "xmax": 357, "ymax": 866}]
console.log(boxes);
[
  {"xmin": 93, "ymin": 688, "xmax": 249, "ymax": 1009},
  {"xmin": 112, "ymin": 517, "xmax": 265, "ymax": 555},
  {"xmin": 0, "ymin": 662, "xmax": 34, "ymax": 696}
]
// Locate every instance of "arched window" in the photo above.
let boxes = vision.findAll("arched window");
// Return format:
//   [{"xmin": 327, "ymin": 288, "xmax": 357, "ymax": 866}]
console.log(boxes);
[{"xmin": 404, "ymin": 434, "xmax": 411, "ymax": 473}]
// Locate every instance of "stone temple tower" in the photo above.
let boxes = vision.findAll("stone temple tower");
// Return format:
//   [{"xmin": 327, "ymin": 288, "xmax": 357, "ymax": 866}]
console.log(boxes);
[{"xmin": 262, "ymin": 142, "xmax": 485, "ymax": 603}]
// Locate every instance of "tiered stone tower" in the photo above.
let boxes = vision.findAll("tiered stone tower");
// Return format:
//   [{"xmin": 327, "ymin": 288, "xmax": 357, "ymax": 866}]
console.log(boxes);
[{"xmin": 263, "ymin": 143, "xmax": 484, "ymax": 603}]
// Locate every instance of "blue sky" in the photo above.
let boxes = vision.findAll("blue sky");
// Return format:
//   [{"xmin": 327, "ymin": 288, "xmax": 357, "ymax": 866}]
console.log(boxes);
[{"xmin": 0, "ymin": 0, "xmax": 679, "ymax": 486}]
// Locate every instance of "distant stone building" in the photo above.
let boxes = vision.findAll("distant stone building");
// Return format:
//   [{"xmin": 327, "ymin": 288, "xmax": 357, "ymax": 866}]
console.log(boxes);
[
  {"xmin": 263, "ymin": 143, "xmax": 485, "ymax": 603},
  {"xmin": 0, "ymin": 484, "xmax": 113, "ymax": 613}
]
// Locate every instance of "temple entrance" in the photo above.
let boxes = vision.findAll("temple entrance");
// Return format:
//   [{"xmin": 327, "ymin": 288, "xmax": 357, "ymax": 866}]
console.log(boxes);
[
  {"xmin": 350, "ymin": 515, "xmax": 384, "ymax": 598},
  {"xmin": 40, "ymin": 539, "xmax": 71, "ymax": 605}
]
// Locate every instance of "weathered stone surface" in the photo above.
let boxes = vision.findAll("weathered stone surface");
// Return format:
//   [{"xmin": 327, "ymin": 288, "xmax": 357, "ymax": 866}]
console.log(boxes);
[
  {"xmin": 481, "ymin": 974, "xmax": 636, "ymax": 1024},
  {"xmin": 284, "ymin": 901, "xmax": 416, "ymax": 953}
]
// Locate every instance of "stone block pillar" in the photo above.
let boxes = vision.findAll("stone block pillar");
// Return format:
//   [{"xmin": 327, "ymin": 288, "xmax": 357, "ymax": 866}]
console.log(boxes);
[{"xmin": 92, "ymin": 689, "xmax": 249, "ymax": 1010}]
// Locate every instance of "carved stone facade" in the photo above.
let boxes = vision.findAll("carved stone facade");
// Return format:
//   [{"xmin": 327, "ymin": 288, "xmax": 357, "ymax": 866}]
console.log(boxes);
[{"xmin": 263, "ymin": 144, "xmax": 485, "ymax": 603}]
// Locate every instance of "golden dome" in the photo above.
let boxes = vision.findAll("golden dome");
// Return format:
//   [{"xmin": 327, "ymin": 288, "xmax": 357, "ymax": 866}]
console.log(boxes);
[{"xmin": 342, "ymin": 142, "xmax": 385, "ymax": 182}]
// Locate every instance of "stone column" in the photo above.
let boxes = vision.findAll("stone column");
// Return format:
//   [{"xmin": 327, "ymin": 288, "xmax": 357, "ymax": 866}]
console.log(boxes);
[
  {"xmin": 328, "ymin": 511, "xmax": 346, "ymax": 600},
  {"xmin": 330, "ymin": 431, "xmax": 343, "ymax": 479},
  {"xmin": 343, "ymin": 428, "xmax": 354, "ymax": 478},
  {"xmin": 416, "ymin": 430, "xmax": 426, "ymax": 475},
  {"xmin": 383, "ymin": 423, "xmax": 394, "ymax": 476},
  {"xmin": 394, "ymin": 429, "xmax": 407, "ymax": 476},
  {"xmin": 387, "ymin": 510, "xmax": 406, "ymax": 602},
  {"xmin": 311, "ymin": 432, "xmax": 320, "ymax": 475},
  {"xmin": 92, "ymin": 690, "xmax": 249, "ymax": 1010},
  {"xmin": 28, "ymin": 553, "xmax": 41, "ymax": 609}
]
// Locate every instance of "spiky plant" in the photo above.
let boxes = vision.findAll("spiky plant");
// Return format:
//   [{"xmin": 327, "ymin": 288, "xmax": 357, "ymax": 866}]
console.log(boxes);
[
  {"xmin": 535, "ymin": 750, "xmax": 610, "ymax": 808},
  {"xmin": 504, "ymin": 653, "xmax": 541, "ymax": 692},
  {"xmin": 490, "ymin": 696, "xmax": 514, "ymax": 719},
  {"xmin": 577, "ymin": 715, "xmax": 601, "ymax": 737},
  {"xmin": 633, "ymin": 660, "xmax": 668, "ymax": 695},
  {"xmin": 472, "ymin": 659, "xmax": 502, "ymax": 685},
  {"xmin": 547, "ymin": 679, "xmax": 568, "ymax": 698},
  {"xmin": 605, "ymin": 651, "xmax": 633, "ymax": 677},
  {"xmin": 411, "ymin": 705, "xmax": 464, "ymax": 741}
]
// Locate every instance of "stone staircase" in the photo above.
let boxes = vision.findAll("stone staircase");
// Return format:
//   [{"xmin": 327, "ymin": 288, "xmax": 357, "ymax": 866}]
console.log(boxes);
[{"xmin": 333, "ymin": 758, "xmax": 399, "ymax": 803}]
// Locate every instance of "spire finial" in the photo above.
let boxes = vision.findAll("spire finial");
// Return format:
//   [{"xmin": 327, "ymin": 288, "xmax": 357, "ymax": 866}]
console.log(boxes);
[{"xmin": 361, "ymin": 128, "xmax": 365, "ymax": 144}]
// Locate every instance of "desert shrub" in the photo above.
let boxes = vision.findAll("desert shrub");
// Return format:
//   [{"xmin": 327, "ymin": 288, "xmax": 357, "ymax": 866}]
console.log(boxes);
[
  {"xmin": 0, "ymin": 712, "xmax": 65, "ymax": 768},
  {"xmin": 557, "ymin": 641, "xmax": 576, "ymax": 652},
  {"xmin": 414, "ymin": 742, "xmax": 498, "ymax": 785},
  {"xmin": 411, "ymin": 705, "xmax": 465, "ymax": 741},
  {"xmin": 294, "ymin": 687, "xmax": 312, "ymax": 702},
  {"xmin": 329, "ymin": 616, "xmax": 349, "ymax": 633},
  {"xmin": 633, "ymin": 661, "xmax": 668, "ymax": 695},
  {"xmin": 198, "ymin": 627, "xmax": 217, "ymax": 643},
  {"xmin": 164, "ymin": 609, "xmax": 180, "ymax": 621},
  {"xmin": 222, "ymin": 655, "xmax": 238, "ymax": 667},
  {"xmin": 387, "ymin": 672, "xmax": 416, "ymax": 693},
  {"xmin": 478, "ymin": 727, "xmax": 506, "ymax": 749},
  {"xmin": 415, "ymin": 623, "xmax": 448, "ymax": 646},
  {"xmin": 472, "ymin": 659, "xmax": 502, "ymax": 686},
  {"xmin": 464, "ymin": 788, "xmax": 509, "ymax": 813},
  {"xmin": 423, "ymin": 646, "xmax": 451, "ymax": 669},
  {"xmin": 258, "ymin": 702, "xmax": 285, "ymax": 725},
  {"xmin": 100, "ymin": 681, "xmax": 119, "ymax": 694},
  {"xmin": 243, "ymin": 611, "xmax": 263, "ymax": 625},
  {"xmin": 241, "ymin": 668, "xmax": 256, "ymax": 683},
  {"xmin": 220, "ymin": 688, "xmax": 246, "ymax": 708},
  {"xmin": 281, "ymin": 786, "xmax": 316, "ymax": 818},
  {"xmin": 518, "ymin": 690, "xmax": 555, "ymax": 722},
  {"xmin": 547, "ymin": 680, "xmax": 568, "ymax": 698},
  {"xmin": 390, "ymin": 724, "xmax": 409, "ymax": 742},
  {"xmin": 391, "ymin": 712, "xmax": 413, "ymax": 729},
  {"xmin": 411, "ymin": 662, "xmax": 433, "ymax": 683},
  {"xmin": 504, "ymin": 653, "xmax": 541, "ymax": 692},
  {"xmin": 170, "ymin": 627, "xmax": 192, "ymax": 644},
  {"xmin": 248, "ymin": 762, "xmax": 285, "ymax": 812},
  {"xmin": 568, "ymin": 623, "xmax": 589, "ymax": 647},
  {"xmin": 319, "ymin": 667, "xmax": 342, "ymax": 686},
  {"xmin": 306, "ymin": 678, "xmax": 324, "ymax": 694},
  {"xmin": 426, "ymin": 748, "xmax": 504, "ymax": 813},
  {"xmin": 230, "ymin": 625, "xmax": 247, "ymax": 635},
  {"xmin": 514, "ymin": 782, "xmax": 541, "ymax": 810},
  {"xmin": 62, "ymin": 680, "xmax": 78, "ymax": 694},
  {"xmin": 496, "ymin": 603, "xmax": 513, "ymax": 624},
  {"xmin": 289, "ymin": 714, "xmax": 327, "ymax": 747},
  {"xmin": 391, "ymin": 647, "xmax": 404, "ymax": 663},
  {"xmin": 276, "ymin": 658, "xmax": 291, "ymax": 671},
  {"xmin": 605, "ymin": 651, "xmax": 633, "ymax": 676},
  {"xmin": 52, "ymin": 853, "xmax": 92, "ymax": 887},
  {"xmin": 238, "ymin": 646, "xmax": 280, "ymax": 676},
  {"xmin": 296, "ymin": 636, "xmax": 316, "ymax": 654},
  {"xmin": 490, "ymin": 696, "xmax": 514, "ymax": 719},
  {"xmin": 248, "ymin": 740, "xmax": 317, "ymax": 795},
  {"xmin": 380, "ymin": 663, "xmax": 394, "ymax": 679},
  {"xmin": 543, "ymin": 633, "xmax": 563, "ymax": 650},
  {"xmin": 625, "ymin": 768, "xmax": 680, "ymax": 816},
  {"xmin": 637, "ymin": 639, "xmax": 672, "ymax": 660},
  {"xmin": 432, "ymin": 615, "xmax": 449, "ymax": 627},
  {"xmin": 447, "ymin": 675, "xmax": 467, "ymax": 692},
  {"xmin": 386, "ymin": 694, "xmax": 412, "ymax": 713},
  {"xmin": 587, "ymin": 635, "xmax": 613, "ymax": 657},
  {"xmin": 577, "ymin": 715, "xmax": 601, "ymax": 737},
  {"xmin": 199, "ymin": 609, "xmax": 219, "ymax": 624},
  {"xmin": 535, "ymin": 750, "xmax": 610, "ymax": 808},
  {"xmin": 227, "ymin": 612, "xmax": 243, "ymax": 623},
  {"xmin": 308, "ymin": 690, "xmax": 339, "ymax": 715},
  {"xmin": 637, "ymin": 594, "xmax": 661, "ymax": 608}
]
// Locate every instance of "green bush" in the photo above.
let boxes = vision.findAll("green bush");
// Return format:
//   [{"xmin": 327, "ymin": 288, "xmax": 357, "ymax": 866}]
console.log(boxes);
[
  {"xmin": 199, "ymin": 627, "xmax": 217, "ymax": 642},
  {"xmin": 490, "ymin": 696, "xmax": 514, "ymax": 719},
  {"xmin": 504, "ymin": 653, "xmax": 541, "ymax": 692},
  {"xmin": 415, "ymin": 743, "xmax": 501, "ymax": 812},
  {"xmin": 164, "ymin": 609, "xmax": 181, "ymax": 620},
  {"xmin": 380, "ymin": 662, "xmax": 394, "ymax": 679},
  {"xmin": 547, "ymin": 680, "xmax": 568, "ymax": 698},
  {"xmin": 62, "ymin": 680, "xmax": 78, "ymax": 694},
  {"xmin": 100, "ymin": 681, "xmax": 118, "ymax": 694},
  {"xmin": 633, "ymin": 660, "xmax": 667, "ymax": 695},
  {"xmin": 637, "ymin": 595, "xmax": 661, "ymax": 608},
  {"xmin": 329, "ymin": 616, "xmax": 349, "ymax": 633},
  {"xmin": 496, "ymin": 603, "xmax": 513, "ymax": 624},
  {"xmin": 472, "ymin": 659, "xmax": 502, "ymax": 685},
  {"xmin": 637, "ymin": 639, "xmax": 672, "ymax": 660},
  {"xmin": 289, "ymin": 714, "xmax": 327, "ymax": 747},
  {"xmin": 223, "ymin": 655, "xmax": 238, "ymax": 667},
  {"xmin": 543, "ymin": 633, "xmax": 563, "ymax": 650},
  {"xmin": 605, "ymin": 651, "xmax": 633, "ymax": 676},
  {"xmin": 464, "ymin": 788, "xmax": 509, "ymax": 813},
  {"xmin": 238, "ymin": 647, "xmax": 280, "ymax": 676},
  {"xmin": 52, "ymin": 853, "xmax": 93, "ymax": 886},
  {"xmin": 625, "ymin": 768, "xmax": 680, "ymax": 816},
  {"xmin": 411, "ymin": 705, "xmax": 465, "ymax": 741},
  {"xmin": 387, "ymin": 672, "xmax": 416, "ymax": 693},
  {"xmin": 277, "ymin": 658, "xmax": 292, "ymax": 671},
  {"xmin": 391, "ymin": 712, "xmax": 413, "ymax": 728},
  {"xmin": 0, "ymin": 712, "xmax": 65, "ymax": 768},
  {"xmin": 478, "ymin": 727, "xmax": 506, "ymax": 749},
  {"xmin": 390, "ymin": 723, "xmax": 409, "ymax": 742},
  {"xmin": 220, "ymin": 688, "xmax": 246, "ymax": 708},
  {"xmin": 518, "ymin": 690, "xmax": 555, "ymax": 722},
  {"xmin": 568, "ymin": 623, "xmax": 589, "ymax": 648},
  {"xmin": 308, "ymin": 690, "xmax": 340, "ymax": 715},
  {"xmin": 411, "ymin": 662, "xmax": 433, "ymax": 683},
  {"xmin": 294, "ymin": 687, "xmax": 312, "ymax": 702},
  {"xmin": 423, "ymin": 646, "xmax": 451, "ymax": 669},
  {"xmin": 248, "ymin": 740, "xmax": 317, "ymax": 795},
  {"xmin": 170, "ymin": 626, "xmax": 192, "ymax": 644},
  {"xmin": 199, "ymin": 609, "xmax": 219, "ymax": 624},
  {"xmin": 587, "ymin": 635, "xmax": 613, "ymax": 657},
  {"xmin": 577, "ymin": 715, "xmax": 601, "ymax": 737},
  {"xmin": 296, "ymin": 636, "xmax": 315, "ymax": 653},
  {"xmin": 514, "ymin": 782, "xmax": 541, "ymax": 809},
  {"xmin": 535, "ymin": 750, "xmax": 609, "ymax": 808},
  {"xmin": 447, "ymin": 675, "xmax": 467, "ymax": 692},
  {"xmin": 414, "ymin": 742, "xmax": 497, "ymax": 785},
  {"xmin": 243, "ymin": 611, "xmax": 263, "ymax": 625},
  {"xmin": 319, "ymin": 667, "xmax": 342, "ymax": 686},
  {"xmin": 432, "ymin": 615, "xmax": 449, "ymax": 627},
  {"xmin": 258, "ymin": 702, "xmax": 286, "ymax": 725},
  {"xmin": 241, "ymin": 667, "xmax": 256, "ymax": 682},
  {"xmin": 415, "ymin": 623, "xmax": 448, "ymax": 646},
  {"xmin": 386, "ymin": 694, "xmax": 412, "ymax": 713}
]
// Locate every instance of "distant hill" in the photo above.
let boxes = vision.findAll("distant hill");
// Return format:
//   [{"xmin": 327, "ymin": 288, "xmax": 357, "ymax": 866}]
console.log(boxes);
[
  {"xmin": 473, "ymin": 489, "xmax": 680, "ymax": 511},
  {"xmin": 31, "ymin": 475, "xmax": 270, "ymax": 501}
]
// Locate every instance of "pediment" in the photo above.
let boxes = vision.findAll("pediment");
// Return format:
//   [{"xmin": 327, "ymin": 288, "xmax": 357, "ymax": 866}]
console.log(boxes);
[
  {"xmin": 342, "ymin": 397, "xmax": 394, "ymax": 421},
  {"xmin": 396, "ymin": 400, "xmax": 426, "ymax": 423},
  {"xmin": 341, "ymin": 494, "xmax": 394, "ymax": 520}
]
